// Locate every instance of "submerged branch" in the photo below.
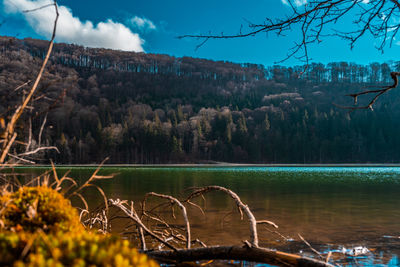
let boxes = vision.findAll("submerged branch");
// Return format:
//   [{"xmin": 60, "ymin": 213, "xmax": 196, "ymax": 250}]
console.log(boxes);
[{"xmin": 146, "ymin": 245, "xmax": 335, "ymax": 267}]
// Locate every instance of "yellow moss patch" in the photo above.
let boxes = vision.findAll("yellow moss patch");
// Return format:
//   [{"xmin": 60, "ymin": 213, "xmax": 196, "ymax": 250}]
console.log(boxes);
[
  {"xmin": 0, "ymin": 186, "xmax": 83, "ymax": 233},
  {"xmin": 0, "ymin": 230, "xmax": 158, "ymax": 267},
  {"xmin": 0, "ymin": 186, "xmax": 159, "ymax": 267}
]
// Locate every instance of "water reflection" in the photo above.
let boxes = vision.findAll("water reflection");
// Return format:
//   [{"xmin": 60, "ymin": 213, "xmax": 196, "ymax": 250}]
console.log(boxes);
[{"xmin": 13, "ymin": 166, "xmax": 400, "ymax": 265}]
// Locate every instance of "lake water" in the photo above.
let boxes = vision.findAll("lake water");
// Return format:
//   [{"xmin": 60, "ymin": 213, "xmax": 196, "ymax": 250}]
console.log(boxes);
[{"xmin": 14, "ymin": 166, "xmax": 400, "ymax": 266}]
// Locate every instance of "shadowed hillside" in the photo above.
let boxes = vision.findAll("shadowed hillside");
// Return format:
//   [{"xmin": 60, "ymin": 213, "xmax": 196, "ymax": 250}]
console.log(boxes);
[{"xmin": 2, "ymin": 36, "xmax": 400, "ymax": 164}]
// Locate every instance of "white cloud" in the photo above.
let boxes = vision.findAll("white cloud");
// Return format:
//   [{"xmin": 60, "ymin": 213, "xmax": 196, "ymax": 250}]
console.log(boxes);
[
  {"xmin": 129, "ymin": 16, "xmax": 156, "ymax": 31},
  {"xmin": 3, "ymin": 0, "xmax": 144, "ymax": 52},
  {"xmin": 281, "ymin": 0, "xmax": 307, "ymax": 7}
]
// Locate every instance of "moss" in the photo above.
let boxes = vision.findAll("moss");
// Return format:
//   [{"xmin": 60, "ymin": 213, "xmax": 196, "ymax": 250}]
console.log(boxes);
[
  {"xmin": 0, "ymin": 186, "xmax": 83, "ymax": 233},
  {"xmin": 0, "ymin": 230, "xmax": 158, "ymax": 267},
  {"xmin": 0, "ymin": 186, "xmax": 159, "ymax": 267}
]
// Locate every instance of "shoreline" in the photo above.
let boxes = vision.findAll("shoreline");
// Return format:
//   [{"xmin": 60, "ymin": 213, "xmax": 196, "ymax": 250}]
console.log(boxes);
[{"xmin": 5, "ymin": 163, "xmax": 400, "ymax": 168}]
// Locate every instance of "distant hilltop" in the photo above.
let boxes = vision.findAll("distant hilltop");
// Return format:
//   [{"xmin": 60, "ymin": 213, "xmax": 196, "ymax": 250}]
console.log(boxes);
[
  {"xmin": 1, "ymin": 35, "xmax": 398, "ymax": 84},
  {"xmin": 1, "ymin": 35, "xmax": 400, "ymax": 165},
  {"xmin": 0, "ymin": 36, "xmax": 265, "ymax": 82}
]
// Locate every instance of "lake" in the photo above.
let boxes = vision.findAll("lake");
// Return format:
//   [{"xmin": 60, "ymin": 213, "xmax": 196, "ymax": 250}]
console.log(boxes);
[{"xmin": 13, "ymin": 166, "xmax": 400, "ymax": 266}]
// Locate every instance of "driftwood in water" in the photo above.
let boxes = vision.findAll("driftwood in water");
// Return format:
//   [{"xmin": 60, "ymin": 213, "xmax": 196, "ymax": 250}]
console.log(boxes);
[
  {"xmin": 146, "ymin": 245, "xmax": 334, "ymax": 267},
  {"xmin": 100, "ymin": 185, "xmax": 334, "ymax": 266}
]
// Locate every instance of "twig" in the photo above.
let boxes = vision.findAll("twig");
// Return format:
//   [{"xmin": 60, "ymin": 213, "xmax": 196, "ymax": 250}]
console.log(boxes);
[
  {"xmin": 139, "ymin": 226, "xmax": 146, "ymax": 250},
  {"xmin": 13, "ymin": 80, "xmax": 31, "ymax": 92},
  {"xmin": 109, "ymin": 198, "xmax": 178, "ymax": 251},
  {"xmin": 257, "ymin": 219, "xmax": 279, "ymax": 229},
  {"xmin": 185, "ymin": 185, "xmax": 259, "ymax": 247},
  {"xmin": 6, "ymin": 153, "xmax": 35, "ymax": 164},
  {"xmin": 179, "ymin": 0, "xmax": 400, "ymax": 75},
  {"xmin": 298, "ymin": 234, "xmax": 324, "ymax": 260},
  {"xmin": 23, "ymin": 3, "xmax": 54, "ymax": 13},
  {"xmin": 68, "ymin": 157, "xmax": 113, "ymax": 211},
  {"xmin": 38, "ymin": 113, "xmax": 47, "ymax": 147},
  {"xmin": 325, "ymin": 251, "xmax": 332, "ymax": 263},
  {"xmin": 17, "ymin": 146, "xmax": 59, "ymax": 157},
  {"xmin": 26, "ymin": 118, "xmax": 32, "ymax": 152},
  {"xmin": 0, "ymin": 0, "xmax": 59, "ymax": 164},
  {"xmin": 144, "ymin": 192, "xmax": 191, "ymax": 249},
  {"xmin": 0, "ymin": 133, "xmax": 17, "ymax": 163},
  {"xmin": 334, "ymin": 71, "xmax": 400, "ymax": 112}
]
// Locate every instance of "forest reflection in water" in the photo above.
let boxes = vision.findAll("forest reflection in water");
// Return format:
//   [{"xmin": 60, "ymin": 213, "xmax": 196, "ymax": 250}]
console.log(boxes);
[{"xmin": 15, "ymin": 166, "xmax": 400, "ymax": 266}]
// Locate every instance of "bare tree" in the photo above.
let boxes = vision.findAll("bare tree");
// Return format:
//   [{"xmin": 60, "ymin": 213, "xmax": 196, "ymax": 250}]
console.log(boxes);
[
  {"xmin": 179, "ymin": 0, "xmax": 400, "ymax": 110},
  {"xmin": 0, "ymin": 0, "xmax": 59, "ymax": 165}
]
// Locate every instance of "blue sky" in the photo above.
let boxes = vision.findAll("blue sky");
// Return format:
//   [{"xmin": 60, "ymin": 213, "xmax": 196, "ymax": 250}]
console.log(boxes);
[{"xmin": 1, "ymin": 0, "xmax": 400, "ymax": 66}]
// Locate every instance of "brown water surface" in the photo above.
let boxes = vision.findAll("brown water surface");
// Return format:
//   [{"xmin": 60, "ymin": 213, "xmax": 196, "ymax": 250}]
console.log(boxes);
[{"xmin": 17, "ymin": 166, "xmax": 400, "ymax": 266}]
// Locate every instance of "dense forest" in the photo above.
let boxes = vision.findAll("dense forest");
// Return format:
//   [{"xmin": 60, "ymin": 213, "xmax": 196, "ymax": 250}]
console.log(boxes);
[{"xmin": 2, "ymin": 36, "xmax": 400, "ymax": 164}]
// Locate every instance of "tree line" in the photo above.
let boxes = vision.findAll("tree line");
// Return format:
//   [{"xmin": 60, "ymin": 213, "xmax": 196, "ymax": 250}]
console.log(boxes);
[{"xmin": 1, "ymin": 36, "xmax": 400, "ymax": 164}]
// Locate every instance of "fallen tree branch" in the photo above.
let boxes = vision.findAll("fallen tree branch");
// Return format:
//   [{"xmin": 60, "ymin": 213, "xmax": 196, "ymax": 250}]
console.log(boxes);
[
  {"xmin": 109, "ymin": 198, "xmax": 178, "ymax": 251},
  {"xmin": 83, "ymin": 185, "xmax": 344, "ymax": 266},
  {"xmin": 185, "ymin": 185, "xmax": 263, "ymax": 247},
  {"xmin": 145, "ymin": 245, "xmax": 335, "ymax": 267},
  {"xmin": 143, "ymin": 192, "xmax": 191, "ymax": 249}
]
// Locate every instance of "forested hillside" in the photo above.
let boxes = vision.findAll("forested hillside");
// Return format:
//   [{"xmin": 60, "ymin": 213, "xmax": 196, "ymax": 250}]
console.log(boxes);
[{"xmin": 2, "ymin": 36, "xmax": 400, "ymax": 164}]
